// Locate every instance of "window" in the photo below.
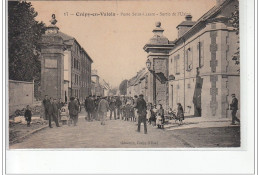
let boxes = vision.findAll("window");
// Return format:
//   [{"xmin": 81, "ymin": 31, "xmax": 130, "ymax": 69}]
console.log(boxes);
[
  {"xmin": 177, "ymin": 90, "xmax": 180, "ymax": 104},
  {"xmin": 186, "ymin": 48, "xmax": 193, "ymax": 71},
  {"xmin": 174, "ymin": 54, "xmax": 180, "ymax": 74},
  {"xmin": 198, "ymin": 41, "xmax": 204, "ymax": 67},
  {"xmin": 171, "ymin": 85, "xmax": 173, "ymax": 108}
]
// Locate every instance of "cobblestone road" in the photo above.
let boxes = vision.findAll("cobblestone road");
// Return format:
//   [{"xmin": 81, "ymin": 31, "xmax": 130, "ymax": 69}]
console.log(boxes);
[
  {"xmin": 10, "ymin": 112, "xmax": 188, "ymax": 149},
  {"xmin": 9, "ymin": 110, "xmax": 240, "ymax": 149}
]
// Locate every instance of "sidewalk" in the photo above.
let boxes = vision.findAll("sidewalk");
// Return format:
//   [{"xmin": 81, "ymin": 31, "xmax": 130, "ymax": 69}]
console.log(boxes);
[
  {"xmin": 164, "ymin": 117, "xmax": 238, "ymax": 131},
  {"xmin": 9, "ymin": 116, "xmax": 48, "ymax": 145}
]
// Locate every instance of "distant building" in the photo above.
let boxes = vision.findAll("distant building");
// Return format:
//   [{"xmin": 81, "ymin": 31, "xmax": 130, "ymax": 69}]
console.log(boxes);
[
  {"xmin": 100, "ymin": 79, "xmax": 110, "ymax": 96},
  {"xmin": 40, "ymin": 15, "xmax": 93, "ymax": 102},
  {"xmin": 127, "ymin": 68, "xmax": 148, "ymax": 101},
  {"xmin": 61, "ymin": 33, "xmax": 93, "ymax": 102},
  {"xmin": 91, "ymin": 69, "xmax": 110, "ymax": 97}
]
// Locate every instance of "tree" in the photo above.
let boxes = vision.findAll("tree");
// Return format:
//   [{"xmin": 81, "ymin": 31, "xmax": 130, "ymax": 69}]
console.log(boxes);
[
  {"xmin": 8, "ymin": 1, "xmax": 45, "ymax": 82},
  {"xmin": 119, "ymin": 80, "xmax": 128, "ymax": 95},
  {"xmin": 229, "ymin": 4, "xmax": 239, "ymax": 66}
]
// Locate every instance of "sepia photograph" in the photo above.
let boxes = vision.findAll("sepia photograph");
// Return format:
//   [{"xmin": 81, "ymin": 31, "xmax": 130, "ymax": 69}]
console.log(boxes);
[{"xmin": 7, "ymin": 0, "xmax": 241, "ymax": 150}]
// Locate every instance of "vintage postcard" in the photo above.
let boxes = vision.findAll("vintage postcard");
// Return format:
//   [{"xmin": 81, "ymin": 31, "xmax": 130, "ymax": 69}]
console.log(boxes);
[{"xmin": 8, "ymin": 0, "xmax": 241, "ymax": 149}]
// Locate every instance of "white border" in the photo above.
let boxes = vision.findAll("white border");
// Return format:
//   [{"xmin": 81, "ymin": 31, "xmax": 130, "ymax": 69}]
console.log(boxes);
[{"xmin": 3, "ymin": 0, "xmax": 256, "ymax": 174}]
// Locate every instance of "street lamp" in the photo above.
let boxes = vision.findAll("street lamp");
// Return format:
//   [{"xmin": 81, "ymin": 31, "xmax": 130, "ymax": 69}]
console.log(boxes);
[
  {"xmin": 146, "ymin": 58, "xmax": 156, "ymax": 105},
  {"xmin": 146, "ymin": 59, "xmax": 151, "ymax": 71}
]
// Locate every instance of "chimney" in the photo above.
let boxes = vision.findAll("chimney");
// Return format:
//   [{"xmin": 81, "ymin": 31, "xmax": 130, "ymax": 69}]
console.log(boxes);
[
  {"xmin": 216, "ymin": 0, "xmax": 226, "ymax": 6},
  {"xmin": 185, "ymin": 15, "xmax": 192, "ymax": 21},
  {"xmin": 176, "ymin": 15, "xmax": 195, "ymax": 38}
]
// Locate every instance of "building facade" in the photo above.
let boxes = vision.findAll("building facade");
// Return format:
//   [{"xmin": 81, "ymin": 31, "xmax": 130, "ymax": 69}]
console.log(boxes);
[
  {"xmin": 133, "ymin": 0, "xmax": 239, "ymax": 118},
  {"xmin": 167, "ymin": 0, "xmax": 239, "ymax": 118},
  {"xmin": 127, "ymin": 68, "xmax": 148, "ymax": 100},
  {"xmin": 40, "ymin": 15, "xmax": 93, "ymax": 102},
  {"xmin": 91, "ymin": 69, "xmax": 110, "ymax": 97}
]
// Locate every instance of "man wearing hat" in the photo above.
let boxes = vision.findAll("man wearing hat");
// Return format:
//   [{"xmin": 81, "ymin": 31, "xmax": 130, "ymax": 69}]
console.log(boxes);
[
  {"xmin": 98, "ymin": 96, "xmax": 110, "ymax": 125},
  {"xmin": 135, "ymin": 94, "xmax": 147, "ymax": 134},
  {"xmin": 230, "ymin": 94, "xmax": 240, "ymax": 125}
]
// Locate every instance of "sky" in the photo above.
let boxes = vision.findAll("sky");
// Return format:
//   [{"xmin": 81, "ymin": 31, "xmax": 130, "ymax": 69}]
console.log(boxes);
[{"xmin": 30, "ymin": 0, "xmax": 216, "ymax": 88}]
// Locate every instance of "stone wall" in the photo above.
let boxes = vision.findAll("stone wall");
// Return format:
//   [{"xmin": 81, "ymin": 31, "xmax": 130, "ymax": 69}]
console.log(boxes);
[{"xmin": 9, "ymin": 80, "xmax": 34, "ymax": 115}]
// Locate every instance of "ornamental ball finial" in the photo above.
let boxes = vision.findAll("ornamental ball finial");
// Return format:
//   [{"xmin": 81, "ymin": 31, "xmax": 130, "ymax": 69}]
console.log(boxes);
[{"xmin": 155, "ymin": 21, "xmax": 161, "ymax": 27}]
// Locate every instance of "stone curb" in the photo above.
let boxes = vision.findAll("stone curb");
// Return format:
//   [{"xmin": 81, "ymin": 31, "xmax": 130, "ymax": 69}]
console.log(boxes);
[{"xmin": 9, "ymin": 124, "xmax": 49, "ymax": 145}]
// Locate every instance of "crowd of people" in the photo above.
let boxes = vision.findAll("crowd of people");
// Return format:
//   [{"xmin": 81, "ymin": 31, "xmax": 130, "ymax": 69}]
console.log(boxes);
[
  {"xmin": 25, "ymin": 93, "xmax": 239, "ymax": 131},
  {"xmin": 41, "ymin": 95, "xmax": 82, "ymax": 128},
  {"xmin": 83, "ymin": 94, "xmax": 186, "ymax": 133},
  {"xmin": 40, "ymin": 93, "xmax": 183, "ymax": 133}
]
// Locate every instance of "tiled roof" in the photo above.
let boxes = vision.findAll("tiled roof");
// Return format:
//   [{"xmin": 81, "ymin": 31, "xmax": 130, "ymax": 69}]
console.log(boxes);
[
  {"xmin": 128, "ymin": 68, "xmax": 148, "ymax": 87},
  {"xmin": 100, "ymin": 79, "xmax": 110, "ymax": 90},
  {"xmin": 57, "ymin": 31, "xmax": 93, "ymax": 62}
]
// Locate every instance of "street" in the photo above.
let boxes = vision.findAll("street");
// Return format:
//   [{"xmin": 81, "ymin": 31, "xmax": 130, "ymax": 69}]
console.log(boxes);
[{"xmin": 9, "ymin": 110, "xmax": 240, "ymax": 149}]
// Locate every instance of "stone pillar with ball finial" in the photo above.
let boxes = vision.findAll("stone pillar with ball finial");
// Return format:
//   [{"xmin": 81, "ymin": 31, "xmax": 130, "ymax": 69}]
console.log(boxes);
[{"xmin": 143, "ymin": 22, "xmax": 174, "ymax": 109}]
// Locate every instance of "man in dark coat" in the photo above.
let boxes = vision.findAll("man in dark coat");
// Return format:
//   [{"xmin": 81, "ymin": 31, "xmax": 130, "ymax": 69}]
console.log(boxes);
[
  {"xmin": 85, "ymin": 95, "xmax": 95, "ymax": 121},
  {"xmin": 92, "ymin": 95, "xmax": 98, "ymax": 120},
  {"xmin": 42, "ymin": 95, "xmax": 49, "ymax": 120},
  {"xmin": 109, "ymin": 97, "xmax": 116, "ymax": 120},
  {"xmin": 52, "ymin": 98, "xmax": 61, "ymax": 127},
  {"xmin": 57, "ymin": 98, "xmax": 63, "ymax": 122},
  {"xmin": 115, "ymin": 96, "xmax": 122, "ymax": 119},
  {"xmin": 135, "ymin": 94, "xmax": 147, "ymax": 134},
  {"xmin": 230, "ymin": 94, "xmax": 240, "ymax": 125},
  {"xmin": 68, "ymin": 97, "xmax": 79, "ymax": 126},
  {"xmin": 46, "ymin": 98, "xmax": 60, "ymax": 128}
]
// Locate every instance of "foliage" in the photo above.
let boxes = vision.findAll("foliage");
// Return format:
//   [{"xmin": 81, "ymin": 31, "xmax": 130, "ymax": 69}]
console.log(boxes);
[
  {"xmin": 8, "ymin": 1, "xmax": 45, "ymax": 82},
  {"xmin": 228, "ymin": 4, "xmax": 240, "ymax": 66},
  {"xmin": 119, "ymin": 80, "xmax": 128, "ymax": 95}
]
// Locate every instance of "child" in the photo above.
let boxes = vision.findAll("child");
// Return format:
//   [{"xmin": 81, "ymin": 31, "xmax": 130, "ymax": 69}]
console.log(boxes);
[
  {"xmin": 24, "ymin": 105, "xmax": 32, "ymax": 127},
  {"xmin": 125, "ymin": 102, "xmax": 131, "ymax": 121},
  {"xmin": 60, "ymin": 104, "xmax": 69, "ymax": 125},
  {"xmin": 146, "ymin": 103, "xmax": 152, "ymax": 125},
  {"xmin": 156, "ymin": 104, "xmax": 164, "ymax": 129},
  {"xmin": 177, "ymin": 103, "xmax": 184, "ymax": 125}
]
